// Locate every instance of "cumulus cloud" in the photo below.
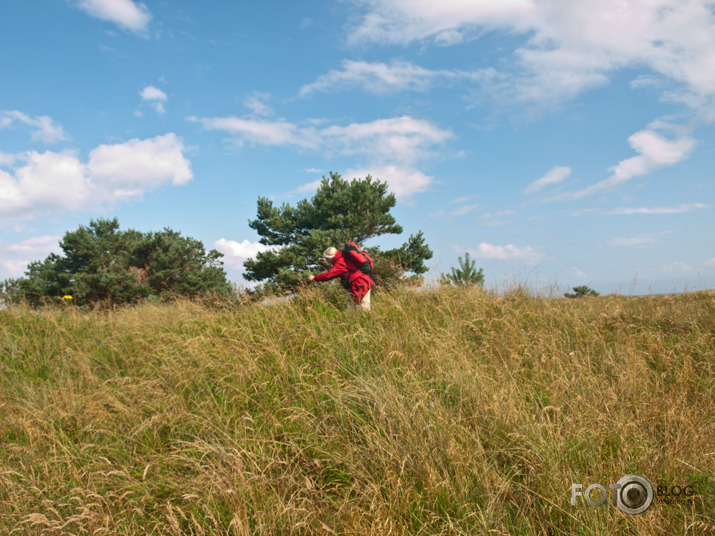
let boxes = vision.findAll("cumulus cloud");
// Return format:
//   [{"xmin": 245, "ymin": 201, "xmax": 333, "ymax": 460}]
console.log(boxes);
[
  {"xmin": 345, "ymin": 165, "xmax": 434, "ymax": 198},
  {"xmin": 76, "ymin": 0, "xmax": 152, "ymax": 34},
  {"xmin": 190, "ymin": 114, "xmax": 452, "ymax": 198},
  {"xmin": 523, "ymin": 166, "xmax": 571, "ymax": 194},
  {"xmin": 0, "ymin": 235, "xmax": 62, "ymax": 278},
  {"xmin": 0, "ymin": 110, "xmax": 68, "ymax": 143},
  {"xmin": 140, "ymin": 86, "xmax": 166, "ymax": 101},
  {"xmin": 0, "ymin": 151, "xmax": 89, "ymax": 218},
  {"xmin": 214, "ymin": 238, "xmax": 278, "ymax": 269},
  {"xmin": 0, "ymin": 152, "xmax": 17, "ymax": 167},
  {"xmin": 468, "ymin": 242, "xmax": 544, "ymax": 263},
  {"xmin": 0, "ymin": 133, "xmax": 192, "ymax": 223},
  {"xmin": 139, "ymin": 85, "xmax": 167, "ymax": 114},
  {"xmin": 88, "ymin": 133, "xmax": 192, "ymax": 199}
]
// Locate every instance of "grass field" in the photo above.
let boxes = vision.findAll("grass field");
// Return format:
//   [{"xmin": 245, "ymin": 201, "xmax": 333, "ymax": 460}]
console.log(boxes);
[{"xmin": 1, "ymin": 285, "xmax": 713, "ymax": 535}]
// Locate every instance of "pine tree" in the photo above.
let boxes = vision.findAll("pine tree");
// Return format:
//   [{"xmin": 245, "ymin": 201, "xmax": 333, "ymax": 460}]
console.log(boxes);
[
  {"xmin": 564, "ymin": 285, "xmax": 599, "ymax": 298},
  {"xmin": 440, "ymin": 253, "xmax": 485, "ymax": 287},
  {"xmin": 10, "ymin": 218, "xmax": 229, "ymax": 306},
  {"xmin": 243, "ymin": 172, "xmax": 433, "ymax": 292}
]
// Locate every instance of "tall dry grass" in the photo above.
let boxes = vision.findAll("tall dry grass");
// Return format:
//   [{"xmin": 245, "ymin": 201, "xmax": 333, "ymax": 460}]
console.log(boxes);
[{"xmin": 0, "ymin": 285, "xmax": 713, "ymax": 535}]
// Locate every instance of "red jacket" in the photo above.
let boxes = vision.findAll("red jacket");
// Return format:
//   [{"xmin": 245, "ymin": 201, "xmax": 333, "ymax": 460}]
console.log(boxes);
[{"xmin": 314, "ymin": 250, "xmax": 374, "ymax": 302}]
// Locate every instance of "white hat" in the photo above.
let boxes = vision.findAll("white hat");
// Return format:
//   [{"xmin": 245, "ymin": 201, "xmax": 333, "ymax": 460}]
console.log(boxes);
[{"xmin": 323, "ymin": 246, "xmax": 338, "ymax": 259}]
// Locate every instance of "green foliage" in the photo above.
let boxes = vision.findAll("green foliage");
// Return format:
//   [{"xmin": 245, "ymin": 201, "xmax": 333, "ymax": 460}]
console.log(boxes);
[
  {"xmin": 440, "ymin": 253, "xmax": 485, "ymax": 287},
  {"xmin": 244, "ymin": 172, "xmax": 433, "ymax": 292},
  {"xmin": 564, "ymin": 285, "xmax": 600, "ymax": 298},
  {"xmin": 0, "ymin": 278, "xmax": 21, "ymax": 308},
  {"xmin": 9, "ymin": 218, "xmax": 230, "ymax": 306}
]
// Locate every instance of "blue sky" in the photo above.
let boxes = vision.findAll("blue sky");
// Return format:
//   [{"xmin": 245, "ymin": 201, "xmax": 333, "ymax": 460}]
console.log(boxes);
[{"xmin": 1, "ymin": 0, "xmax": 714, "ymax": 294}]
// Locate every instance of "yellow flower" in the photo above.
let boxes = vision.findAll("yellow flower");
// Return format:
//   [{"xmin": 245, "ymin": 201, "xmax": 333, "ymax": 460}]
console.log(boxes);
[{"xmin": 62, "ymin": 295, "xmax": 73, "ymax": 300}]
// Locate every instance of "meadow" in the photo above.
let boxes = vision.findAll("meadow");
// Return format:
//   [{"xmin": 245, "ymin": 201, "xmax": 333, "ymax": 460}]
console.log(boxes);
[{"xmin": 1, "ymin": 285, "xmax": 713, "ymax": 535}]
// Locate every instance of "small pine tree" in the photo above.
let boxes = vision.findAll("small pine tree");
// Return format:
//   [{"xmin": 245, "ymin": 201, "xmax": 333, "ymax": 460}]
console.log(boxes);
[
  {"xmin": 564, "ymin": 285, "xmax": 599, "ymax": 298},
  {"xmin": 440, "ymin": 253, "xmax": 485, "ymax": 287}
]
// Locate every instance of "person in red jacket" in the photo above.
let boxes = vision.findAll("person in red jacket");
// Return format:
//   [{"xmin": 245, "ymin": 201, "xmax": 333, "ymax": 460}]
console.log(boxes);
[{"xmin": 308, "ymin": 246, "xmax": 374, "ymax": 310}]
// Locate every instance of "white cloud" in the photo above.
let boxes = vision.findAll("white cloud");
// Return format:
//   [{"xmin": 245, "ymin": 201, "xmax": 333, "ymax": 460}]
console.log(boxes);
[
  {"xmin": 191, "ymin": 115, "xmax": 451, "ymax": 160},
  {"xmin": 300, "ymin": 59, "xmax": 473, "ymax": 95},
  {"xmin": 0, "ymin": 260, "xmax": 31, "ymax": 279},
  {"xmin": 481, "ymin": 220, "xmax": 510, "ymax": 227},
  {"xmin": 630, "ymin": 75, "xmax": 663, "ymax": 90},
  {"xmin": 0, "ymin": 235, "xmax": 62, "ymax": 278},
  {"xmin": 190, "ymin": 114, "xmax": 452, "ymax": 198},
  {"xmin": 140, "ymin": 86, "xmax": 167, "ymax": 101},
  {"xmin": 6, "ymin": 235, "xmax": 62, "ymax": 254},
  {"xmin": 76, "ymin": 0, "xmax": 152, "ymax": 34},
  {"xmin": 605, "ymin": 203, "xmax": 709, "ymax": 215},
  {"xmin": 606, "ymin": 236, "xmax": 657, "ymax": 247},
  {"xmin": 662, "ymin": 261, "xmax": 696, "ymax": 274},
  {"xmin": 568, "ymin": 266, "xmax": 588, "ymax": 279},
  {"xmin": 480, "ymin": 210, "xmax": 516, "ymax": 219},
  {"xmin": 523, "ymin": 166, "xmax": 571, "ymax": 194},
  {"xmin": 88, "ymin": 133, "xmax": 192, "ymax": 200},
  {"xmin": 214, "ymin": 238, "xmax": 278, "ymax": 269},
  {"xmin": 348, "ymin": 0, "xmax": 715, "ymax": 111},
  {"xmin": 705, "ymin": 258, "xmax": 715, "ymax": 267},
  {"xmin": 0, "ymin": 151, "xmax": 89, "ymax": 219},
  {"xmin": 140, "ymin": 86, "xmax": 167, "ymax": 114},
  {"xmin": 321, "ymin": 116, "xmax": 452, "ymax": 163},
  {"xmin": 0, "ymin": 133, "xmax": 192, "ymax": 223},
  {"xmin": 564, "ymin": 121, "xmax": 696, "ymax": 199},
  {"xmin": 0, "ymin": 152, "xmax": 17, "ymax": 167},
  {"xmin": 346, "ymin": 165, "xmax": 434, "ymax": 198},
  {"xmin": 348, "ymin": 0, "xmax": 533, "ymax": 47},
  {"xmin": 0, "ymin": 110, "xmax": 68, "ymax": 143},
  {"xmin": 468, "ymin": 242, "xmax": 544, "ymax": 263},
  {"xmin": 243, "ymin": 92, "xmax": 274, "ymax": 117},
  {"xmin": 479, "ymin": 209, "xmax": 516, "ymax": 226},
  {"xmin": 450, "ymin": 203, "xmax": 480, "ymax": 216},
  {"xmin": 291, "ymin": 180, "xmax": 323, "ymax": 195},
  {"xmin": 189, "ymin": 116, "xmax": 320, "ymax": 149}
]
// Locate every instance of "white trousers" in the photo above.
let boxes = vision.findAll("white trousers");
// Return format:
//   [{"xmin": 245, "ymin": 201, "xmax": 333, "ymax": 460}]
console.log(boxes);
[{"xmin": 350, "ymin": 288, "xmax": 371, "ymax": 311}]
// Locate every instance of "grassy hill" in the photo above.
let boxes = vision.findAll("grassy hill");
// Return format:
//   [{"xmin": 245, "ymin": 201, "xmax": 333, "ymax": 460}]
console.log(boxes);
[{"xmin": 1, "ymin": 286, "xmax": 713, "ymax": 535}]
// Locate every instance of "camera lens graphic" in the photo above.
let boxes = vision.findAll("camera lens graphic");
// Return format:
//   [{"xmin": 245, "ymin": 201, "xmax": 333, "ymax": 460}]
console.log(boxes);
[{"xmin": 615, "ymin": 474, "xmax": 653, "ymax": 515}]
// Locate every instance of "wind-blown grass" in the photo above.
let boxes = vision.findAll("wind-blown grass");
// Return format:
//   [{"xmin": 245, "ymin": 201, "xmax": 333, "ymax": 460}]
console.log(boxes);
[{"xmin": 1, "ymin": 286, "xmax": 713, "ymax": 535}]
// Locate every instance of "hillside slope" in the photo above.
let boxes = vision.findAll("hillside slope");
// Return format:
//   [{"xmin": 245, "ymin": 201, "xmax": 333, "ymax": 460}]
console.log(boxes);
[{"xmin": 1, "ymin": 287, "xmax": 713, "ymax": 535}]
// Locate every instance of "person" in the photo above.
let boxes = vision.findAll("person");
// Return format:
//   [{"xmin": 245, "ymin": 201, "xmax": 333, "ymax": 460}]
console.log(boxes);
[{"xmin": 308, "ymin": 246, "xmax": 374, "ymax": 310}]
